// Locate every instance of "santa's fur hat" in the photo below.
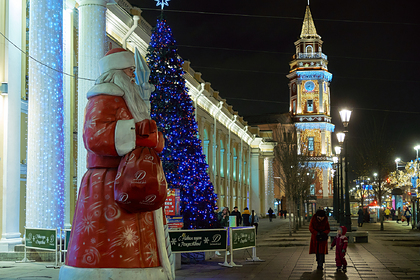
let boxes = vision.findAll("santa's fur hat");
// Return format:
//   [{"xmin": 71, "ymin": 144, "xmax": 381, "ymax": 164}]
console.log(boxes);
[{"xmin": 99, "ymin": 48, "xmax": 135, "ymax": 75}]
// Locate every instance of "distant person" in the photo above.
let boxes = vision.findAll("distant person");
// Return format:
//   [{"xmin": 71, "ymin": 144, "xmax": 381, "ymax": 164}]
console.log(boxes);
[
  {"xmin": 396, "ymin": 207, "xmax": 402, "ymax": 223},
  {"xmin": 330, "ymin": 226, "xmax": 348, "ymax": 273},
  {"xmin": 250, "ymin": 210, "xmax": 260, "ymax": 234},
  {"xmin": 231, "ymin": 206, "xmax": 242, "ymax": 227},
  {"xmin": 404, "ymin": 206, "xmax": 412, "ymax": 226},
  {"xmin": 283, "ymin": 209, "xmax": 288, "ymax": 219},
  {"xmin": 309, "ymin": 209, "xmax": 330, "ymax": 270},
  {"xmin": 242, "ymin": 207, "xmax": 251, "ymax": 226},
  {"xmin": 384, "ymin": 208, "xmax": 391, "ymax": 221},
  {"xmin": 357, "ymin": 206, "xmax": 364, "ymax": 227},
  {"xmin": 268, "ymin": 207, "xmax": 274, "ymax": 222},
  {"xmin": 391, "ymin": 208, "xmax": 395, "ymax": 220},
  {"xmin": 279, "ymin": 209, "xmax": 284, "ymax": 218},
  {"xmin": 218, "ymin": 207, "xmax": 229, "ymax": 227},
  {"xmin": 364, "ymin": 208, "xmax": 370, "ymax": 223}
]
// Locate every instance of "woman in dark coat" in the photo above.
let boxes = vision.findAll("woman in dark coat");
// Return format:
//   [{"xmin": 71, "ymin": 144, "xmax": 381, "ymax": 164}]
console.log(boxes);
[
  {"xmin": 309, "ymin": 209, "xmax": 330, "ymax": 270},
  {"xmin": 358, "ymin": 207, "xmax": 364, "ymax": 227}
]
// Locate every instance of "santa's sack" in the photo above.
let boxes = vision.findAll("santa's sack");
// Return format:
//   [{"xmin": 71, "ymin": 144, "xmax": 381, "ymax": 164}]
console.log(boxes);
[{"xmin": 114, "ymin": 147, "xmax": 167, "ymax": 212}]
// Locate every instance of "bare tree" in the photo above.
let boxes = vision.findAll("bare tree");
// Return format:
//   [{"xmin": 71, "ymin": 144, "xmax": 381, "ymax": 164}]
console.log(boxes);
[
  {"xmin": 353, "ymin": 114, "xmax": 394, "ymax": 231},
  {"xmin": 271, "ymin": 124, "xmax": 314, "ymax": 235}
]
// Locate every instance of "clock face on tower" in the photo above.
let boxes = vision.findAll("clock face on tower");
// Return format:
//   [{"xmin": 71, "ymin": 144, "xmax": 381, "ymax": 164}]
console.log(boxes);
[{"xmin": 305, "ymin": 81, "xmax": 315, "ymax": 92}]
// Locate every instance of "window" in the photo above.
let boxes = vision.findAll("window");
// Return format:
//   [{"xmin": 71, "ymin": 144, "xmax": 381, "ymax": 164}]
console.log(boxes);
[
  {"xmin": 306, "ymin": 45, "xmax": 313, "ymax": 53},
  {"xmin": 310, "ymin": 184, "xmax": 315, "ymax": 195},
  {"xmin": 292, "ymin": 100, "xmax": 296, "ymax": 114},
  {"xmin": 307, "ymin": 100, "xmax": 313, "ymax": 112},
  {"xmin": 308, "ymin": 137, "xmax": 314, "ymax": 151}
]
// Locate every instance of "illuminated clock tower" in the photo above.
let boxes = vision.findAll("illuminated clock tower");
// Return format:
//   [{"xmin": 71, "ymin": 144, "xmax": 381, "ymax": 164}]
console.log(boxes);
[{"xmin": 286, "ymin": 5, "xmax": 335, "ymax": 205}]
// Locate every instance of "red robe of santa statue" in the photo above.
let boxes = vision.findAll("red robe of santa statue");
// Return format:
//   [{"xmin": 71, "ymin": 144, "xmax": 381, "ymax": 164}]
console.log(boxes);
[{"xmin": 60, "ymin": 49, "xmax": 172, "ymax": 280}]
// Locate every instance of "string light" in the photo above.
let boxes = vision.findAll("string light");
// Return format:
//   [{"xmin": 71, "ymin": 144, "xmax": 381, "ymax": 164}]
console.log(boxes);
[
  {"xmin": 147, "ymin": 15, "xmax": 218, "ymax": 229},
  {"xmin": 26, "ymin": 0, "xmax": 65, "ymax": 229}
]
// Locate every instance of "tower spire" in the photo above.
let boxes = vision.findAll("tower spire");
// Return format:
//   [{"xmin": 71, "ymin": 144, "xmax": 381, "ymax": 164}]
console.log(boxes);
[{"xmin": 300, "ymin": 6, "xmax": 320, "ymax": 39}]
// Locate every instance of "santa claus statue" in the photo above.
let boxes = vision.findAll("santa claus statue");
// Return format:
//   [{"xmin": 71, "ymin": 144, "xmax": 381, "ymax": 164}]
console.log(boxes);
[{"xmin": 59, "ymin": 48, "xmax": 173, "ymax": 280}]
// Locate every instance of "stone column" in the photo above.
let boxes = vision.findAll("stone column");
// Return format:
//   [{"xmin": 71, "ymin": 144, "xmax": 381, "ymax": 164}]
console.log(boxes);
[
  {"xmin": 0, "ymin": 0, "xmax": 23, "ymax": 251},
  {"xmin": 318, "ymin": 79, "xmax": 323, "ymax": 113},
  {"xmin": 264, "ymin": 157, "xmax": 275, "ymax": 213},
  {"xmin": 321, "ymin": 130, "xmax": 326, "ymax": 155},
  {"xmin": 76, "ymin": 0, "xmax": 109, "ymax": 192},
  {"xmin": 250, "ymin": 148, "xmax": 261, "ymax": 214},
  {"xmin": 26, "ymin": 0, "xmax": 65, "ymax": 229},
  {"xmin": 63, "ymin": 0, "xmax": 77, "ymax": 229}
]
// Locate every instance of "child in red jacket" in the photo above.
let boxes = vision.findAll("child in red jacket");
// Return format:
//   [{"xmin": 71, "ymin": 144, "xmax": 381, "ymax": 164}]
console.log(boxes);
[{"xmin": 330, "ymin": 226, "xmax": 348, "ymax": 272}]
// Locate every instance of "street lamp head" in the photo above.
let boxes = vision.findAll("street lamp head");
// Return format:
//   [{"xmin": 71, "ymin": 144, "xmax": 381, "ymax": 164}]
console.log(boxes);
[
  {"xmin": 336, "ymin": 132, "xmax": 345, "ymax": 144},
  {"xmin": 334, "ymin": 146, "xmax": 341, "ymax": 155},
  {"xmin": 339, "ymin": 109, "xmax": 352, "ymax": 128},
  {"xmin": 373, "ymin": 173, "xmax": 378, "ymax": 177},
  {"xmin": 414, "ymin": 145, "xmax": 420, "ymax": 151},
  {"xmin": 395, "ymin": 158, "xmax": 401, "ymax": 163}
]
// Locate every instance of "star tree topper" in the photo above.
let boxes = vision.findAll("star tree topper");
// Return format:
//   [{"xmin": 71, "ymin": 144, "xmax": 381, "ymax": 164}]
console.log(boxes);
[{"xmin": 155, "ymin": 0, "xmax": 170, "ymax": 10}]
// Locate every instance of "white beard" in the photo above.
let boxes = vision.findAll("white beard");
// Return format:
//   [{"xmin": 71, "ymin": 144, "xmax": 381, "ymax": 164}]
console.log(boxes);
[{"xmin": 95, "ymin": 70, "xmax": 150, "ymax": 122}]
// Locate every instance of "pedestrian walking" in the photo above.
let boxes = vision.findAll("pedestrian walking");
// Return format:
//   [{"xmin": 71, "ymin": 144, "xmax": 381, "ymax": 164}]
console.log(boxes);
[
  {"xmin": 397, "ymin": 207, "xmax": 402, "ymax": 223},
  {"xmin": 250, "ymin": 210, "xmax": 260, "ymax": 234},
  {"xmin": 231, "ymin": 206, "xmax": 242, "ymax": 227},
  {"xmin": 391, "ymin": 208, "xmax": 395, "ymax": 220},
  {"xmin": 404, "ymin": 206, "xmax": 412, "ymax": 226},
  {"xmin": 384, "ymin": 208, "xmax": 391, "ymax": 221},
  {"xmin": 283, "ymin": 209, "xmax": 288, "ymax": 219},
  {"xmin": 357, "ymin": 206, "xmax": 364, "ymax": 227},
  {"xmin": 309, "ymin": 209, "xmax": 330, "ymax": 270},
  {"xmin": 330, "ymin": 226, "xmax": 348, "ymax": 273},
  {"xmin": 218, "ymin": 207, "xmax": 229, "ymax": 227},
  {"xmin": 242, "ymin": 207, "xmax": 251, "ymax": 226},
  {"xmin": 268, "ymin": 207, "xmax": 274, "ymax": 222}
]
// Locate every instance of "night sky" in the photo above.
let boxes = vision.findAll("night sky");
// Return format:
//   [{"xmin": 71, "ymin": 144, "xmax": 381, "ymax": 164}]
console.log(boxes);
[{"xmin": 127, "ymin": 0, "xmax": 420, "ymax": 173}]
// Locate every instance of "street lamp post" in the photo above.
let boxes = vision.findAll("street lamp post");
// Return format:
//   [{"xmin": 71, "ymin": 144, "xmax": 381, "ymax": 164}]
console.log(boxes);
[
  {"xmin": 395, "ymin": 158, "xmax": 401, "ymax": 171},
  {"xmin": 339, "ymin": 109, "xmax": 352, "ymax": 232},
  {"xmin": 336, "ymin": 139, "xmax": 345, "ymax": 226},
  {"xmin": 413, "ymin": 145, "xmax": 420, "ymax": 229},
  {"xmin": 333, "ymin": 155, "xmax": 339, "ymax": 221}
]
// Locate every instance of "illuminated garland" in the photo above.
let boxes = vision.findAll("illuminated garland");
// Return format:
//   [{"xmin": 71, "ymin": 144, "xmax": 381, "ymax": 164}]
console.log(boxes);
[
  {"xmin": 26, "ymin": 0, "xmax": 65, "ymax": 229},
  {"xmin": 296, "ymin": 70, "xmax": 332, "ymax": 82},
  {"xmin": 146, "ymin": 15, "xmax": 218, "ymax": 229},
  {"xmin": 295, "ymin": 122, "xmax": 335, "ymax": 132}
]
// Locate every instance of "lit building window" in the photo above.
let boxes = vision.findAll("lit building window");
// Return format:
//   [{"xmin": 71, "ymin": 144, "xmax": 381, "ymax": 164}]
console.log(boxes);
[
  {"xmin": 307, "ymin": 100, "xmax": 313, "ymax": 112},
  {"xmin": 308, "ymin": 137, "xmax": 314, "ymax": 151}
]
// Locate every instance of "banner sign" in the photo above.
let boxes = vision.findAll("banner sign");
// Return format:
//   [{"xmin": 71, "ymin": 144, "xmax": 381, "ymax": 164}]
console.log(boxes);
[
  {"xmin": 65, "ymin": 229, "xmax": 71, "ymax": 250},
  {"xmin": 165, "ymin": 188, "xmax": 180, "ymax": 216},
  {"xmin": 25, "ymin": 228, "xmax": 57, "ymax": 251},
  {"xmin": 169, "ymin": 229, "xmax": 227, "ymax": 253},
  {"xmin": 167, "ymin": 216, "xmax": 183, "ymax": 229},
  {"xmin": 231, "ymin": 227, "xmax": 256, "ymax": 250}
]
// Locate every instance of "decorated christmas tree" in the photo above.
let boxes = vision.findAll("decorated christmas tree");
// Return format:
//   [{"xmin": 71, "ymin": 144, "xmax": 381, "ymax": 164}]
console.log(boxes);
[{"xmin": 146, "ymin": 15, "xmax": 218, "ymax": 229}]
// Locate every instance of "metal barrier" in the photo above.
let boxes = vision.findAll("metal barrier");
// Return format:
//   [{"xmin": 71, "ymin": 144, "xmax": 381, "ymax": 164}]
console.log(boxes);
[
  {"xmin": 16, "ymin": 227, "xmax": 58, "ymax": 268},
  {"xmin": 218, "ymin": 226, "xmax": 264, "ymax": 268}
]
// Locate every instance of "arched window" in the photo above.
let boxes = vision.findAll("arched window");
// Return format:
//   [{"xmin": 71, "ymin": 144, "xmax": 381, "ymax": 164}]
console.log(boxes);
[
  {"xmin": 203, "ymin": 129, "xmax": 209, "ymax": 165},
  {"xmin": 306, "ymin": 45, "xmax": 314, "ymax": 54},
  {"xmin": 220, "ymin": 140, "xmax": 224, "ymax": 177}
]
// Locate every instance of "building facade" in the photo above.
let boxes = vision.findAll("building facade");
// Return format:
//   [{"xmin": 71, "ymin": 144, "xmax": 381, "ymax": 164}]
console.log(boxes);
[{"xmin": 0, "ymin": 0, "xmax": 275, "ymax": 251}]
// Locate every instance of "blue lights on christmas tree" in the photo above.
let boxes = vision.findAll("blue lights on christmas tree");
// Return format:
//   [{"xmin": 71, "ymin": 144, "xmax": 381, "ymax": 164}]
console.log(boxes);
[{"xmin": 147, "ymin": 15, "xmax": 218, "ymax": 229}]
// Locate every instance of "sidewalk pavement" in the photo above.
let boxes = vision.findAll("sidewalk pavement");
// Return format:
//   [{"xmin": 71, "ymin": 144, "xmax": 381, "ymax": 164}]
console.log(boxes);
[{"xmin": 1, "ymin": 216, "xmax": 419, "ymax": 279}]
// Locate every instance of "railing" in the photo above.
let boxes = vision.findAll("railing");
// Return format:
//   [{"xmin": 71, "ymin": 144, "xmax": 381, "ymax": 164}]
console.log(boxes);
[{"xmin": 298, "ymin": 52, "xmax": 328, "ymax": 60}]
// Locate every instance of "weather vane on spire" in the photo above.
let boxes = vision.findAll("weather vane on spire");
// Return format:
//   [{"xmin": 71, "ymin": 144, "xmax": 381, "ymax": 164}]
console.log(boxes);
[{"xmin": 155, "ymin": 0, "xmax": 170, "ymax": 10}]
